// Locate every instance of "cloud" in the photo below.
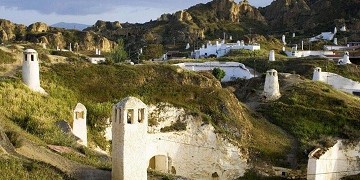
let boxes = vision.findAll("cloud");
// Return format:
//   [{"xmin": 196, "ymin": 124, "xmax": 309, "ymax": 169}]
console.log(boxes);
[
  {"xmin": 0, "ymin": 0, "xmax": 211, "ymax": 15},
  {"xmin": 0, "ymin": 0, "xmax": 272, "ymax": 16}
]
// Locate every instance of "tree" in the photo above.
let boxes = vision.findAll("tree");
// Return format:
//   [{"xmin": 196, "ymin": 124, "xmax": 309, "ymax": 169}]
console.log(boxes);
[
  {"xmin": 109, "ymin": 39, "xmax": 127, "ymax": 63},
  {"xmin": 142, "ymin": 44, "xmax": 164, "ymax": 60},
  {"xmin": 212, "ymin": 67, "xmax": 225, "ymax": 81}
]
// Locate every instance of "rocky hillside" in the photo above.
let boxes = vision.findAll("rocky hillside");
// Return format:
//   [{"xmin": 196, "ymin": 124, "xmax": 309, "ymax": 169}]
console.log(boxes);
[
  {"xmin": 0, "ymin": 19, "xmax": 115, "ymax": 52},
  {"xmin": 83, "ymin": 0, "xmax": 269, "ymax": 59},
  {"xmin": 260, "ymin": 0, "xmax": 360, "ymax": 33}
]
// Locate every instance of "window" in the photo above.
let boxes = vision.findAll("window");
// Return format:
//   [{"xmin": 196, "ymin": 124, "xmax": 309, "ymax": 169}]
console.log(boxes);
[
  {"xmin": 138, "ymin": 108, "xmax": 145, "ymax": 123},
  {"xmin": 127, "ymin": 109, "xmax": 134, "ymax": 124},
  {"xmin": 75, "ymin": 111, "xmax": 84, "ymax": 119},
  {"xmin": 31, "ymin": 55, "xmax": 34, "ymax": 61},
  {"xmin": 24, "ymin": 54, "xmax": 27, "ymax": 61}
]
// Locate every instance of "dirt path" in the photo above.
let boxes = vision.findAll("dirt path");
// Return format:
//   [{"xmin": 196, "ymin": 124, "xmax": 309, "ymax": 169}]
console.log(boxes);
[{"xmin": 16, "ymin": 140, "xmax": 111, "ymax": 180}]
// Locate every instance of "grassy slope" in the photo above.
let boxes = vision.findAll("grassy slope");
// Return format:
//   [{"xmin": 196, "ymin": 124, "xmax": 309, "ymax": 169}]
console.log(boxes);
[
  {"xmin": 41, "ymin": 61, "xmax": 291, "ymax": 166},
  {"xmin": 0, "ymin": 157, "xmax": 71, "ymax": 180},
  {"xmin": 222, "ymin": 53, "xmax": 360, "ymax": 167},
  {"xmin": 260, "ymin": 81, "xmax": 360, "ymax": 150},
  {"xmin": 0, "ymin": 48, "xmax": 291, "ymax": 176}
]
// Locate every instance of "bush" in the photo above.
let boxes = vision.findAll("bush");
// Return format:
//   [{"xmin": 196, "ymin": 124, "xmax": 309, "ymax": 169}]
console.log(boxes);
[
  {"xmin": 212, "ymin": 67, "xmax": 226, "ymax": 81},
  {"xmin": 160, "ymin": 120, "xmax": 187, "ymax": 132}
]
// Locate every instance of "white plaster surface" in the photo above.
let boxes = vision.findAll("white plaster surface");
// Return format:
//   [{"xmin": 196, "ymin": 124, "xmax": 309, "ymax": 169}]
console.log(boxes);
[
  {"xmin": 285, "ymin": 50, "xmax": 334, "ymax": 58},
  {"xmin": 263, "ymin": 69, "xmax": 281, "ymax": 100},
  {"xmin": 112, "ymin": 97, "xmax": 148, "ymax": 180},
  {"xmin": 192, "ymin": 40, "xmax": 260, "ymax": 59},
  {"xmin": 269, "ymin": 50, "xmax": 275, "ymax": 61},
  {"xmin": 312, "ymin": 68, "xmax": 360, "ymax": 94},
  {"xmin": 176, "ymin": 61, "xmax": 255, "ymax": 82},
  {"xmin": 307, "ymin": 140, "xmax": 360, "ymax": 180},
  {"xmin": 111, "ymin": 100, "xmax": 248, "ymax": 180},
  {"xmin": 72, "ymin": 103, "xmax": 87, "ymax": 146},
  {"xmin": 146, "ymin": 103, "xmax": 248, "ymax": 180},
  {"xmin": 88, "ymin": 57, "xmax": 106, "ymax": 64},
  {"xmin": 22, "ymin": 49, "xmax": 46, "ymax": 94}
]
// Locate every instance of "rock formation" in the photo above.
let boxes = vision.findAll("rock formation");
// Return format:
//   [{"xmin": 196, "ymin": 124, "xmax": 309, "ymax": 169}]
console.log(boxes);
[{"xmin": 27, "ymin": 22, "xmax": 49, "ymax": 33}]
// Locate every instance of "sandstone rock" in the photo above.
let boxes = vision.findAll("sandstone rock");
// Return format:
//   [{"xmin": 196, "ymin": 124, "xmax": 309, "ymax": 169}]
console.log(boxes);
[
  {"xmin": 175, "ymin": 11, "xmax": 193, "ymax": 22},
  {"xmin": 47, "ymin": 32, "xmax": 66, "ymax": 49},
  {"xmin": 157, "ymin": 14, "xmax": 171, "ymax": 21},
  {"xmin": 0, "ymin": 30, "xmax": 8, "ymax": 42},
  {"xmin": 0, "ymin": 19, "xmax": 17, "ymax": 40},
  {"xmin": 27, "ymin": 22, "xmax": 49, "ymax": 33}
]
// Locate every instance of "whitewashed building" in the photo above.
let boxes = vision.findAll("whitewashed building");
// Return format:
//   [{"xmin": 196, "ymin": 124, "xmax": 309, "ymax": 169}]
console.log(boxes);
[
  {"xmin": 192, "ymin": 40, "xmax": 260, "ymax": 59},
  {"xmin": 176, "ymin": 61, "xmax": 255, "ymax": 82},
  {"xmin": 307, "ymin": 140, "xmax": 360, "ymax": 180},
  {"xmin": 111, "ymin": 97, "xmax": 248, "ymax": 180},
  {"xmin": 312, "ymin": 67, "xmax": 360, "ymax": 94}
]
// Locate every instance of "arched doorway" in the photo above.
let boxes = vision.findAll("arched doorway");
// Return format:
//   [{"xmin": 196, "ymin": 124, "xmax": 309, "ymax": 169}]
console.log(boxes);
[{"xmin": 148, "ymin": 155, "xmax": 175, "ymax": 174}]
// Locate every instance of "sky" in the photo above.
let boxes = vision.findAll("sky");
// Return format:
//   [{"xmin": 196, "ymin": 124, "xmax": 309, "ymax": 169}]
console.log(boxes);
[{"xmin": 0, "ymin": 0, "xmax": 274, "ymax": 26}]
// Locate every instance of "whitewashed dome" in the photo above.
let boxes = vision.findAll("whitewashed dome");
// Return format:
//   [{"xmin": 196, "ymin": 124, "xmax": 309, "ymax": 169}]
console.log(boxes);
[{"xmin": 116, "ymin": 96, "xmax": 147, "ymax": 109}]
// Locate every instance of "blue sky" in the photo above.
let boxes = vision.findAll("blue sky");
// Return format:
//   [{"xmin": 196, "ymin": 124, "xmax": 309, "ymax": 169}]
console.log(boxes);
[{"xmin": 0, "ymin": 0, "xmax": 273, "ymax": 25}]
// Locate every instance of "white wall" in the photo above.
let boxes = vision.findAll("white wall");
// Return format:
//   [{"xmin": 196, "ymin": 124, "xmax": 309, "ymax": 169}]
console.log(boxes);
[
  {"xmin": 146, "ymin": 104, "xmax": 248, "ymax": 180},
  {"xmin": 314, "ymin": 71, "xmax": 360, "ymax": 94},
  {"xmin": 109, "ymin": 102, "xmax": 249, "ymax": 180},
  {"xmin": 22, "ymin": 49, "xmax": 46, "ymax": 94},
  {"xmin": 72, "ymin": 103, "xmax": 87, "ymax": 147},
  {"xmin": 307, "ymin": 140, "xmax": 360, "ymax": 180},
  {"xmin": 88, "ymin": 57, "xmax": 106, "ymax": 64},
  {"xmin": 193, "ymin": 41, "xmax": 260, "ymax": 59},
  {"xmin": 176, "ymin": 62, "xmax": 254, "ymax": 82},
  {"xmin": 285, "ymin": 50, "xmax": 335, "ymax": 58}
]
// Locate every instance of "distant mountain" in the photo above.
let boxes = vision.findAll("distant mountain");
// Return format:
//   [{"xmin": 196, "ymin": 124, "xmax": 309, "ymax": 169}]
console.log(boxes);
[{"xmin": 51, "ymin": 22, "xmax": 90, "ymax": 31}]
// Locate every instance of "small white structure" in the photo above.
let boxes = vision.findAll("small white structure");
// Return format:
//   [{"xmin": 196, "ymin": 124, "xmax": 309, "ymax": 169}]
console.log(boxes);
[
  {"xmin": 333, "ymin": 38, "xmax": 338, "ymax": 45},
  {"xmin": 263, "ymin": 69, "xmax": 281, "ymax": 100},
  {"xmin": 312, "ymin": 67, "xmax": 323, "ymax": 81},
  {"xmin": 69, "ymin": 43, "xmax": 72, "ymax": 52},
  {"xmin": 285, "ymin": 50, "xmax": 334, "ymax": 58},
  {"xmin": 338, "ymin": 51, "xmax": 351, "ymax": 65},
  {"xmin": 292, "ymin": 33, "xmax": 295, "ymax": 38},
  {"xmin": 22, "ymin": 49, "xmax": 46, "ymax": 94},
  {"xmin": 312, "ymin": 67, "xmax": 360, "ymax": 94},
  {"xmin": 88, "ymin": 57, "xmax": 106, "ymax": 64},
  {"xmin": 309, "ymin": 32, "xmax": 335, "ymax": 42},
  {"xmin": 72, "ymin": 103, "xmax": 87, "ymax": 147},
  {"xmin": 269, "ymin": 50, "xmax": 275, "ymax": 61},
  {"xmin": 192, "ymin": 40, "xmax": 260, "ymax": 59},
  {"xmin": 185, "ymin": 43, "xmax": 190, "ymax": 50},
  {"xmin": 307, "ymin": 140, "xmax": 360, "ymax": 180},
  {"xmin": 176, "ymin": 61, "xmax": 255, "ymax": 82},
  {"xmin": 340, "ymin": 25, "xmax": 346, "ymax": 32},
  {"xmin": 112, "ymin": 97, "xmax": 148, "ymax": 180},
  {"xmin": 282, "ymin": 35, "xmax": 286, "ymax": 45},
  {"xmin": 324, "ymin": 45, "xmax": 348, "ymax": 51}
]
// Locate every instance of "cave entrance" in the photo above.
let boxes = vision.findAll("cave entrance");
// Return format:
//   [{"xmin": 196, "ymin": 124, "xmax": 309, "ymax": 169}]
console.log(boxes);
[{"xmin": 148, "ymin": 155, "xmax": 175, "ymax": 174}]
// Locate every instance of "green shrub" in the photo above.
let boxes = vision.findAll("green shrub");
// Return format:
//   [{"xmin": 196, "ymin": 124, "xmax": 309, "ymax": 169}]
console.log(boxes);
[
  {"xmin": 160, "ymin": 120, "xmax": 187, "ymax": 132},
  {"xmin": 212, "ymin": 67, "xmax": 225, "ymax": 81}
]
